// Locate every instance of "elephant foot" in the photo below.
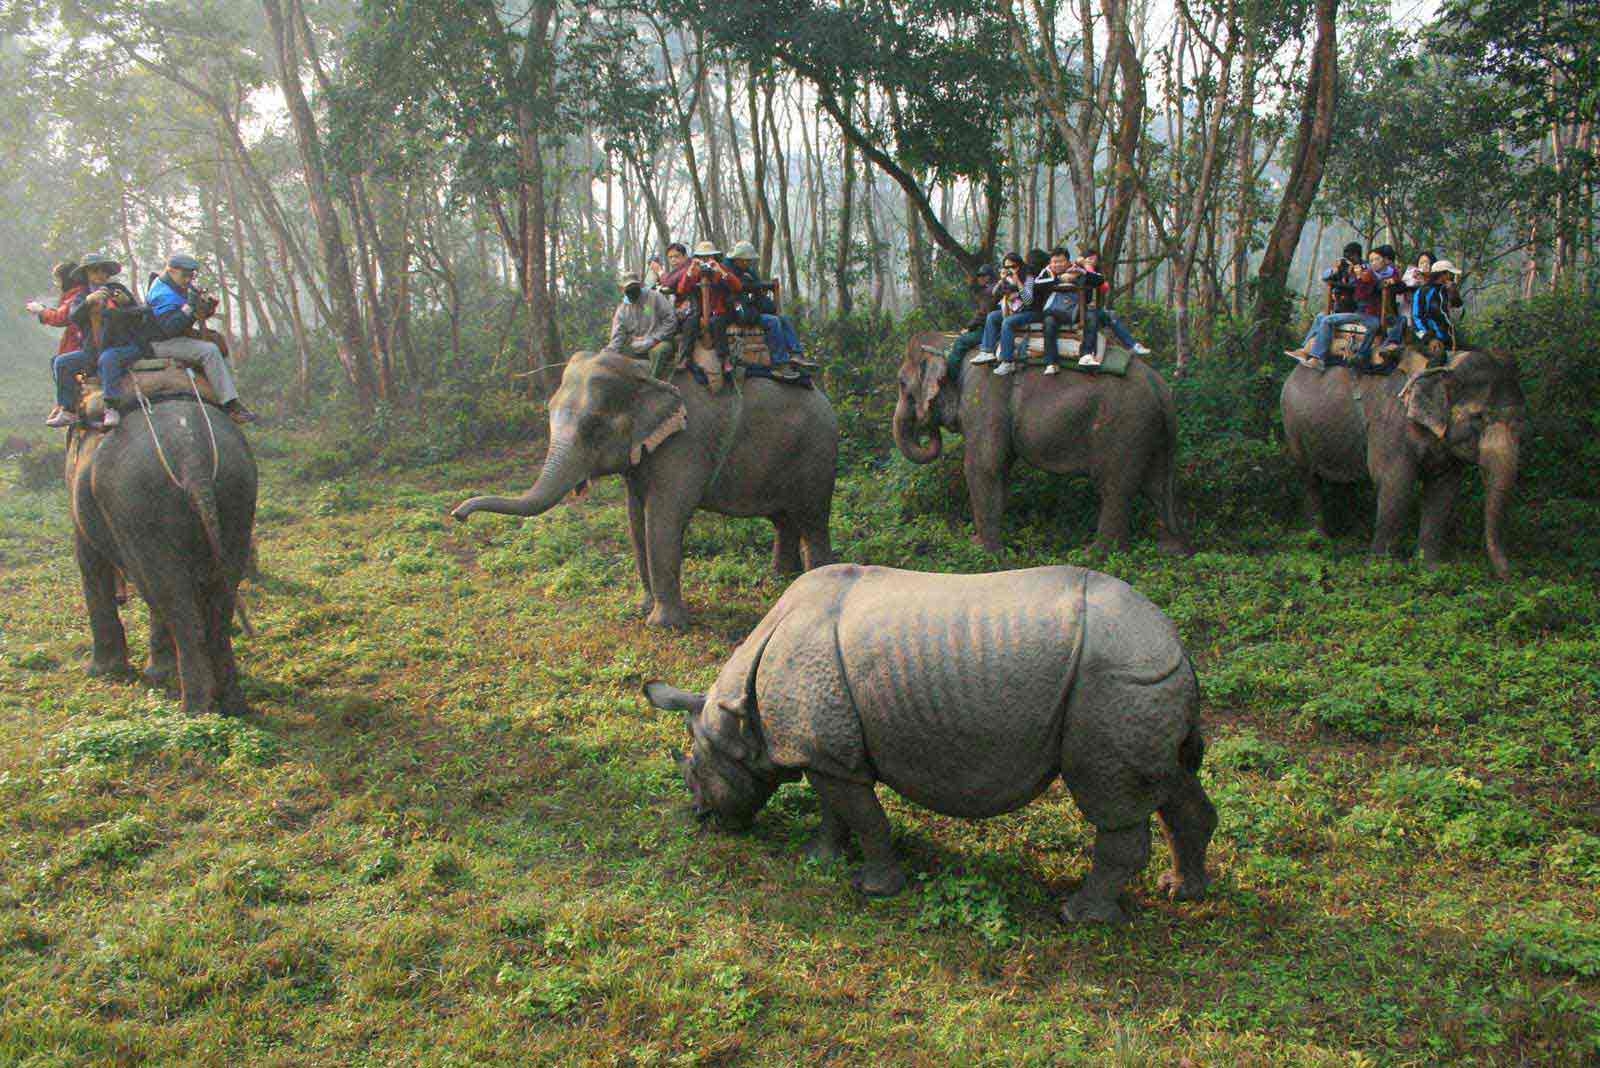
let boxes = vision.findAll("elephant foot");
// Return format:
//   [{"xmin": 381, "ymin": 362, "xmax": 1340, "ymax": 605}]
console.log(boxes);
[
  {"xmin": 1157, "ymin": 870, "xmax": 1209, "ymax": 902},
  {"xmin": 87, "ymin": 657, "xmax": 132, "ymax": 680},
  {"xmin": 1060, "ymin": 890, "xmax": 1130, "ymax": 925},
  {"xmin": 851, "ymin": 860, "xmax": 907, "ymax": 897},
  {"xmin": 803, "ymin": 832, "xmax": 847, "ymax": 865},
  {"xmin": 646, "ymin": 602, "xmax": 690, "ymax": 628}
]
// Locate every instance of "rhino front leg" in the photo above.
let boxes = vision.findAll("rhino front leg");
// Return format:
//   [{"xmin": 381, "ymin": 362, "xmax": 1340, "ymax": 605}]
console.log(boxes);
[
  {"xmin": 805, "ymin": 771, "xmax": 905, "ymax": 896},
  {"xmin": 1062, "ymin": 822, "xmax": 1151, "ymax": 924}
]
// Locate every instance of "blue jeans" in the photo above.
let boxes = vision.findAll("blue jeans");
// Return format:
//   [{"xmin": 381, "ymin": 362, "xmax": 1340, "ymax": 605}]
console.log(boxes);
[
  {"xmin": 52, "ymin": 350, "xmax": 95, "ymax": 408},
  {"xmin": 1306, "ymin": 313, "xmax": 1379, "ymax": 359},
  {"xmin": 978, "ymin": 309, "xmax": 1005, "ymax": 352},
  {"xmin": 998, "ymin": 310, "xmax": 1042, "ymax": 362},
  {"xmin": 1385, "ymin": 313, "xmax": 1410, "ymax": 347},
  {"xmin": 759, "ymin": 314, "xmax": 802, "ymax": 364},
  {"xmin": 1084, "ymin": 309, "xmax": 1138, "ymax": 355},
  {"xmin": 96, "ymin": 345, "xmax": 147, "ymax": 401}
]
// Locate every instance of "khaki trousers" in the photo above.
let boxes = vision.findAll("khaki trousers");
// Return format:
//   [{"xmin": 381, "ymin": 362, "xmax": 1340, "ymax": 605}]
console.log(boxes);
[{"xmin": 149, "ymin": 336, "xmax": 240, "ymax": 405}]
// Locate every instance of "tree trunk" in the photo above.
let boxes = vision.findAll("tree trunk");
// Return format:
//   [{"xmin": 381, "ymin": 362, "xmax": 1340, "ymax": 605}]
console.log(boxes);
[
  {"xmin": 1231, "ymin": 38, "xmax": 1258, "ymax": 318},
  {"xmin": 261, "ymin": 0, "xmax": 376, "ymax": 410},
  {"xmin": 763, "ymin": 76, "xmax": 800, "ymax": 299},
  {"xmin": 835, "ymin": 126, "xmax": 856, "ymax": 314},
  {"xmin": 746, "ymin": 66, "xmax": 777, "ymax": 275},
  {"xmin": 1247, "ymin": 0, "xmax": 1339, "ymax": 358}
]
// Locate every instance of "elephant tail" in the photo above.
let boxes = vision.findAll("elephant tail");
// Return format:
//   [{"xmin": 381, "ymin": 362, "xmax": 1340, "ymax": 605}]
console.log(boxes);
[{"xmin": 185, "ymin": 476, "xmax": 229, "ymax": 585}]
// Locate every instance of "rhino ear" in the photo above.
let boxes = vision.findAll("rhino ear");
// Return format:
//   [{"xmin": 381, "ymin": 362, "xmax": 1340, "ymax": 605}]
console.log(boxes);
[
  {"xmin": 643, "ymin": 681, "xmax": 706, "ymax": 716},
  {"xmin": 1404, "ymin": 369, "xmax": 1451, "ymax": 439}
]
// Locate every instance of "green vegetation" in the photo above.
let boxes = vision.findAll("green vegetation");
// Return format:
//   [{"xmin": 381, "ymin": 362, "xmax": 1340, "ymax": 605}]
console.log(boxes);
[{"xmin": 1, "ymin": 331, "xmax": 1596, "ymax": 1066}]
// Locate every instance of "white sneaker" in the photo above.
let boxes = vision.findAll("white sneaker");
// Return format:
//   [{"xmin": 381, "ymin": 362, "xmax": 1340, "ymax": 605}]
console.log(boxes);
[
  {"xmin": 993, "ymin": 361, "xmax": 1015, "ymax": 376},
  {"xmin": 1078, "ymin": 354, "xmax": 1101, "ymax": 367},
  {"xmin": 1043, "ymin": 364, "xmax": 1060, "ymax": 375},
  {"xmin": 101, "ymin": 407, "xmax": 121, "ymax": 427},
  {"xmin": 971, "ymin": 351, "xmax": 997, "ymax": 365},
  {"xmin": 1133, "ymin": 343, "xmax": 1151, "ymax": 356}
]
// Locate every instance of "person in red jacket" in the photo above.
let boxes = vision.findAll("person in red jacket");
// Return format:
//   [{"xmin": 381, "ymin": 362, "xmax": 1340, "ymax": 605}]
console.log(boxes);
[
  {"xmin": 26, "ymin": 261, "xmax": 92, "ymax": 427},
  {"xmin": 675, "ymin": 240, "xmax": 744, "ymax": 365}
]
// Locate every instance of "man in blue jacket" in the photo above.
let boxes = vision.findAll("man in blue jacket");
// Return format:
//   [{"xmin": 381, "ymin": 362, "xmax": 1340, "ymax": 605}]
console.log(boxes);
[{"xmin": 145, "ymin": 253, "xmax": 255, "ymax": 424}]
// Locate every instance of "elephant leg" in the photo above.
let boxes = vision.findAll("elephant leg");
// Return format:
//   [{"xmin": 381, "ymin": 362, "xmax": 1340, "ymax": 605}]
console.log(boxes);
[
  {"xmin": 964, "ymin": 448, "xmax": 1010, "ymax": 554},
  {"xmin": 1062, "ymin": 822, "xmax": 1151, "ymax": 925},
  {"xmin": 1417, "ymin": 472, "xmax": 1462, "ymax": 567},
  {"xmin": 796, "ymin": 504, "xmax": 835, "ymax": 571},
  {"xmin": 75, "ymin": 536, "xmax": 129, "ymax": 677},
  {"xmin": 159, "ymin": 592, "xmax": 218, "ymax": 717},
  {"xmin": 1140, "ymin": 454, "xmax": 1192, "ymax": 555},
  {"xmin": 1090, "ymin": 467, "xmax": 1138, "ymax": 554},
  {"xmin": 643, "ymin": 492, "xmax": 694, "ymax": 628},
  {"xmin": 805, "ymin": 771, "xmax": 905, "ymax": 897},
  {"xmin": 207, "ymin": 585, "xmax": 248, "ymax": 718},
  {"xmin": 625, "ymin": 480, "xmax": 653, "ymax": 616},
  {"xmin": 1370, "ymin": 465, "xmax": 1416, "ymax": 560},
  {"xmin": 144, "ymin": 606, "xmax": 178, "ymax": 691},
  {"xmin": 1300, "ymin": 469, "xmax": 1329, "ymax": 537},
  {"xmin": 1155, "ymin": 772, "xmax": 1217, "ymax": 902},
  {"xmin": 770, "ymin": 513, "xmax": 803, "ymax": 576}
]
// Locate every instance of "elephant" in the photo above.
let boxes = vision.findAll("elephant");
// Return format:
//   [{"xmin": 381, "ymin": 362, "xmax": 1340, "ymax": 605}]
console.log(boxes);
[
  {"xmin": 67, "ymin": 397, "xmax": 258, "ymax": 716},
  {"xmin": 451, "ymin": 350, "xmax": 838, "ymax": 627},
  {"xmin": 644, "ymin": 563, "xmax": 1216, "ymax": 924},
  {"xmin": 895, "ymin": 332, "xmax": 1190, "ymax": 555},
  {"xmin": 1280, "ymin": 349, "xmax": 1525, "ymax": 577}
]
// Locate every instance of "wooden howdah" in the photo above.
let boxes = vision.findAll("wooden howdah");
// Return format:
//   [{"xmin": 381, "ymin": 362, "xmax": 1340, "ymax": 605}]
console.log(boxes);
[{"xmin": 726, "ymin": 325, "xmax": 773, "ymax": 367}]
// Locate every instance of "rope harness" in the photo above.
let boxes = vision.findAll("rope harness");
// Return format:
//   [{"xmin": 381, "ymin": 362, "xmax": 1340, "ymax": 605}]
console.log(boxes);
[{"xmin": 130, "ymin": 368, "xmax": 221, "ymax": 490}]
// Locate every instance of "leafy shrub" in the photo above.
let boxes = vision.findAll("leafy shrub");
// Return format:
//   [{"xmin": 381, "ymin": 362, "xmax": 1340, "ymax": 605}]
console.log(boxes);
[
  {"xmin": 1345, "ymin": 763, "xmax": 1546, "ymax": 863},
  {"xmin": 56, "ymin": 698, "xmax": 278, "ymax": 767},
  {"xmin": 1208, "ymin": 729, "xmax": 1293, "ymax": 778},
  {"xmin": 913, "ymin": 873, "xmax": 1019, "ymax": 949},
  {"xmin": 14, "ymin": 444, "xmax": 61, "ymax": 491},
  {"xmin": 63, "ymin": 814, "xmax": 156, "ymax": 870},
  {"xmin": 1486, "ymin": 904, "xmax": 1600, "ymax": 979}
]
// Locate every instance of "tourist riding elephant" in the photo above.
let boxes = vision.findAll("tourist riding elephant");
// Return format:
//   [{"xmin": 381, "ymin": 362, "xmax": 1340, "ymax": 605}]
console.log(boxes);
[
  {"xmin": 68, "ymin": 398, "xmax": 258, "ymax": 716},
  {"xmin": 895, "ymin": 332, "xmax": 1190, "ymax": 553},
  {"xmin": 644, "ymin": 563, "xmax": 1215, "ymax": 924},
  {"xmin": 451, "ymin": 350, "xmax": 838, "ymax": 627},
  {"xmin": 1280, "ymin": 350, "xmax": 1525, "ymax": 577}
]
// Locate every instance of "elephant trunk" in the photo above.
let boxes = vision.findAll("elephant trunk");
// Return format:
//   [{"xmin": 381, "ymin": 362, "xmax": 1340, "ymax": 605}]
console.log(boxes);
[
  {"xmin": 450, "ymin": 419, "xmax": 589, "ymax": 522},
  {"xmin": 1478, "ymin": 420, "xmax": 1519, "ymax": 579},
  {"xmin": 893, "ymin": 394, "xmax": 942, "ymax": 464}
]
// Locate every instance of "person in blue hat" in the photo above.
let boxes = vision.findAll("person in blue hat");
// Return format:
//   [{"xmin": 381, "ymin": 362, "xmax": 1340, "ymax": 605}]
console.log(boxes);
[{"xmin": 144, "ymin": 253, "xmax": 255, "ymax": 424}]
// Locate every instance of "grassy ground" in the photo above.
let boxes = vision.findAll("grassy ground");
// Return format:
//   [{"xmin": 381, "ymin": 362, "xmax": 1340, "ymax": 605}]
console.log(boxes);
[{"xmin": 0, "ymin": 361, "xmax": 1596, "ymax": 1067}]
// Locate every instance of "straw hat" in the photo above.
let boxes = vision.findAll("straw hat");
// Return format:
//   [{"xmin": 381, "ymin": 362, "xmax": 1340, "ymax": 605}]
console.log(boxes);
[
  {"xmin": 728, "ymin": 240, "xmax": 758, "ymax": 262},
  {"xmin": 692, "ymin": 240, "xmax": 721, "ymax": 258}
]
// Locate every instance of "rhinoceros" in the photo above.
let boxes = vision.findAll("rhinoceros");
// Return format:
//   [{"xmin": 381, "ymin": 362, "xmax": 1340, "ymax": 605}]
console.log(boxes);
[{"xmin": 644, "ymin": 563, "xmax": 1216, "ymax": 923}]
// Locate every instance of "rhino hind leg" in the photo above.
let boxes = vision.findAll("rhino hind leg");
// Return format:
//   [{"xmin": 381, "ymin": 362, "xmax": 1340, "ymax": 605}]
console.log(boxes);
[
  {"xmin": 1156, "ymin": 770, "xmax": 1217, "ymax": 902},
  {"xmin": 1062, "ymin": 822, "xmax": 1151, "ymax": 925},
  {"xmin": 802, "ymin": 793, "xmax": 851, "ymax": 864},
  {"xmin": 805, "ymin": 771, "xmax": 905, "ymax": 897}
]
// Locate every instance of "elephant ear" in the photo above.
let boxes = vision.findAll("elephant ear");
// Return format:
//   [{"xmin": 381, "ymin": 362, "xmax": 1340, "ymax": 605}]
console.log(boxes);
[
  {"xmin": 916, "ymin": 351, "xmax": 948, "ymax": 422},
  {"xmin": 1404, "ymin": 369, "xmax": 1452, "ymax": 439},
  {"xmin": 630, "ymin": 376, "xmax": 689, "ymax": 466}
]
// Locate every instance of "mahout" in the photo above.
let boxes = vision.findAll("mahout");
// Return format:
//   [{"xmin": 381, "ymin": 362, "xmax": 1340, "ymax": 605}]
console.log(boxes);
[{"xmin": 645, "ymin": 563, "xmax": 1216, "ymax": 924}]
